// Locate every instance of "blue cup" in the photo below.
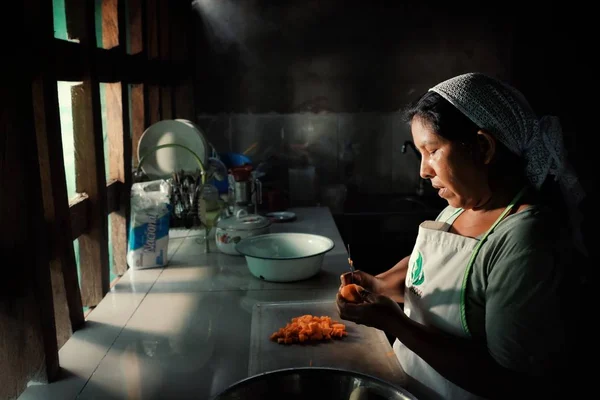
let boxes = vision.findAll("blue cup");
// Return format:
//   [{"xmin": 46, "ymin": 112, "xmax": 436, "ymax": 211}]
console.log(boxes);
[{"xmin": 211, "ymin": 152, "xmax": 253, "ymax": 193}]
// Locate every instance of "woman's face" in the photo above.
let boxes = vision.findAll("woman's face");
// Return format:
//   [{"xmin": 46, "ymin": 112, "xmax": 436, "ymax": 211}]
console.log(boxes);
[{"xmin": 410, "ymin": 116, "xmax": 491, "ymax": 210}]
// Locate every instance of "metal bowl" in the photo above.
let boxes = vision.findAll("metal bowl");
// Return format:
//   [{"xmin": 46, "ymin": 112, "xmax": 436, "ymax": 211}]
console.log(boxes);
[{"xmin": 212, "ymin": 367, "xmax": 418, "ymax": 400}]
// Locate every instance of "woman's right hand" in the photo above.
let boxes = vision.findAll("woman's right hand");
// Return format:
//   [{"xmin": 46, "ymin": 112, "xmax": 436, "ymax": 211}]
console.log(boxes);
[
  {"xmin": 340, "ymin": 256, "xmax": 409, "ymax": 303},
  {"xmin": 339, "ymin": 270, "xmax": 383, "ymax": 294}
]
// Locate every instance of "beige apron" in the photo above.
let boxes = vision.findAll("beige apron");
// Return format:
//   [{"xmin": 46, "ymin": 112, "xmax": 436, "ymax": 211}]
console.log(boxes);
[{"xmin": 393, "ymin": 189, "xmax": 525, "ymax": 400}]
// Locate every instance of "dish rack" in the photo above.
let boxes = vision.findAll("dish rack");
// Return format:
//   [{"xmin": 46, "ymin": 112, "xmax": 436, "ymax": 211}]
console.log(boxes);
[{"xmin": 134, "ymin": 143, "xmax": 219, "ymax": 231}]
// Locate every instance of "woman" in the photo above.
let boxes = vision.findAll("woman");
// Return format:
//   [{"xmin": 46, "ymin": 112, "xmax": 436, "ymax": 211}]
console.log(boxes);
[{"xmin": 336, "ymin": 73, "xmax": 587, "ymax": 400}]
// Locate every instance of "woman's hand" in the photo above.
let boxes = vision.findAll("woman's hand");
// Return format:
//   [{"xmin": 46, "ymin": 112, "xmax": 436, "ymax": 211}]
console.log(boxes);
[
  {"xmin": 339, "ymin": 269, "xmax": 405, "ymax": 303},
  {"xmin": 339, "ymin": 270, "xmax": 382, "ymax": 293},
  {"xmin": 335, "ymin": 288, "xmax": 404, "ymax": 332}
]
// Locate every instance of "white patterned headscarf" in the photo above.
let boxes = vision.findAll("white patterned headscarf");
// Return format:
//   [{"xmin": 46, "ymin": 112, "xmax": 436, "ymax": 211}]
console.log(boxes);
[{"xmin": 430, "ymin": 72, "xmax": 586, "ymax": 255}]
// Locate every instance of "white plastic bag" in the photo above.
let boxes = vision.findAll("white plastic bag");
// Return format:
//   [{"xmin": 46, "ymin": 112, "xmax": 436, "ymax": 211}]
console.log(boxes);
[{"xmin": 127, "ymin": 180, "xmax": 172, "ymax": 269}]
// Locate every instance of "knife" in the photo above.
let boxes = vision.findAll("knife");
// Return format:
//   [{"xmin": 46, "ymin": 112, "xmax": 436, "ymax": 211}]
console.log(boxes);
[{"xmin": 347, "ymin": 244, "xmax": 355, "ymax": 282}]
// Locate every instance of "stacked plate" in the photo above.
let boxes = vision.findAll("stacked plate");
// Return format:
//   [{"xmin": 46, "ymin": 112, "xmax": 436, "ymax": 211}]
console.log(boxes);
[{"xmin": 137, "ymin": 119, "xmax": 211, "ymax": 179}]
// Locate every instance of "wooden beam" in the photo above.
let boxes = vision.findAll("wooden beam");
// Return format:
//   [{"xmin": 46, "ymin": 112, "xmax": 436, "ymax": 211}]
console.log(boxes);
[
  {"xmin": 68, "ymin": 181, "xmax": 122, "ymax": 242},
  {"xmin": 53, "ymin": 40, "xmax": 183, "ymax": 84},
  {"xmin": 146, "ymin": 0, "xmax": 159, "ymax": 60},
  {"xmin": 106, "ymin": 180, "xmax": 123, "ymax": 215},
  {"xmin": 53, "ymin": 39, "xmax": 85, "ymax": 82},
  {"xmin": 102, "ymin": 0, "xmax": 119, "ymax": 49},
  {"xmin": 108, "ymin": 127, "xmax": 130, "ymax": 275},
  {"xmin": 128, "ymin": 0, "xmax": 143, "ymax": 54},
  {"xmin": 101, "ymin": 0, "xmax": 132, "ymax": 277},
  {"xmin": 171, "ymin": 0, "xmax": 195, "ymax": 120},
  {"xmin": 158, "ymin": 0, "xmax": 170, "ymax": 63},
  {"xmin": 160, "ymin": 84, "xmax": 173, "ymax": 120},
  {"xmin": 146, "ymin": 84, "xmax": 161, "ymax": 126},
  {"xmin": 64, "ymin": 0, "xmax": 86, "ymax": 42},
  {"xmin": 108, "ymin": 179, "xmax": 128, "ymax": 276},
  {"xmin": 72, "ymin": 82, "xmax": 110, "ymax": 307},
  {"xmin": 32, "ymin": 57, "xmax": 85, "ymax": 350},
  {"xmin": 158, "ymin": 0, "xmax": 173, "ymax": 120},
  {"xmin": 54, "ymin": 41, "xmax": 122, "ymax": 83},
  {"xmin": 68, "ymin": 0, "xmax": 110, "ymax": 307},
  {"xmin": 131, "ymin": 83, "xmax": 145, "ymax": 167},
  {"xmin": 169, "ymin": 0, "xmax": 187, "ymax": 63},
  {"xmin": 119, "ymin": 0, "xmax": 133, "ymax": 274},
  {"xmin": 34, "ymin": 80, "xmax": 80, "ymax": 348},
  {"xmin": 145, "ymin": 0, "xmax": 161, "ymax": 126},
  {"xmin": 1, "ymin": 30, "xmax": 59, "ymax": 400},
  {"xmin": 30, "ymin": 0, "xmax": 84, "ymax": 351},
  {"xmin": 69, "ymin": 193, "xmax": 90, "ymax": 241},
  {"xmin": 174, "ymin": 82, "xmax": 195, "ymax": 120}
]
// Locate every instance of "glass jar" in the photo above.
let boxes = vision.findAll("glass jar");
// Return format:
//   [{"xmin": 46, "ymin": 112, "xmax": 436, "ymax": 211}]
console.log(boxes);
[{"xmin": 201, "ymin": 184, "xmax": 220, "ymax": 211}]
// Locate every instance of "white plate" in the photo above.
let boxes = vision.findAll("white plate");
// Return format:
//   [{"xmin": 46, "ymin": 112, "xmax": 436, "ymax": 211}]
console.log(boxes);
[
  {"xmin": 265, "ymin": 211, "xmax": 296, "ymax": 222},
  {"xmin": 137, "ymin": 119, "xmax": 210, "ymax": 179}
]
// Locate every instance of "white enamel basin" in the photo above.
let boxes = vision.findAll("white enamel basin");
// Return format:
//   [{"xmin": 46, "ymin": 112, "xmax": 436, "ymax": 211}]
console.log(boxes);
[{"xmin": 235, "ymin": 233, "xmax": 335, "ymax": 282}]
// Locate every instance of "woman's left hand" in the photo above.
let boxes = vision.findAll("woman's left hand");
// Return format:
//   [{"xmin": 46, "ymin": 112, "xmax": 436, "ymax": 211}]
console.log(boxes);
[{"xmin": 335, "ymin": 289, "xmax": 404, "ymax": 332}]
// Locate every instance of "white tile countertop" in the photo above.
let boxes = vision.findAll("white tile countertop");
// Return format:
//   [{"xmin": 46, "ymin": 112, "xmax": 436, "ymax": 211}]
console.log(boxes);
[{"xmin": 19, "ymin": 207, "xmax": 404, "ymax": 400}]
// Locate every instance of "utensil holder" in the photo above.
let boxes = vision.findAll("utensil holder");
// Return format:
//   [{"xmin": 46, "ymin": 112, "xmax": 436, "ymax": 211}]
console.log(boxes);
[{"xmin": 136, "ymin": 143, "xmax": 211, "ymax": 230}]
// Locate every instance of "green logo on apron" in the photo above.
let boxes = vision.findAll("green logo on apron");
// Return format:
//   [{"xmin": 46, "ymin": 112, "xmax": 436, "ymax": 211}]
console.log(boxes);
[{"xmin": 410, "ymin": 251, "xmax": 424, "ymax": 286}]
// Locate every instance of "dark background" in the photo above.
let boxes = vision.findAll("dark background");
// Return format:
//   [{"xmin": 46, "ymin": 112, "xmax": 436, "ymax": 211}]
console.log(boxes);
[{"xmin": 191, "ymin": 0, "xmax": 594, "ymax": 273}]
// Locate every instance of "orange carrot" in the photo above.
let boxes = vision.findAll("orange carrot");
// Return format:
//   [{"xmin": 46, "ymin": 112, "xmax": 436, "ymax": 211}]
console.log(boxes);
[
  {"xmin": 340, "ymin": 283, "xmax": 364, "ymax": 303},
  {"xmin": 270, "ymin": 314, "xmax": 348, "ymax": 344}
]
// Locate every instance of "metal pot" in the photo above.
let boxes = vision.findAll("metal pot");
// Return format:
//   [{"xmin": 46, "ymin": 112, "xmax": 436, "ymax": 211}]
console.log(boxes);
[
  {"xmin": 212, "ymin": 367, "xmax": 417, "ymax": 399},
  {"xmin": 215, "ymin": 210, "xmax": 271, "ymax": 255}
]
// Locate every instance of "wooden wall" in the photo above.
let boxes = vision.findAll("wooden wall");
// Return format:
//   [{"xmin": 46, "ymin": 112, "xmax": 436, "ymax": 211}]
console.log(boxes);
[{"xmin": 0, "ymin": 1, "xmax": 195, "ymax": 398}]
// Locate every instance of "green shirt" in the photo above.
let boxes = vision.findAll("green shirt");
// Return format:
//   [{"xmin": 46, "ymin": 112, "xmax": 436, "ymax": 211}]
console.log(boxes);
[{"xmin": 435, "ymin": 205, "xmax": 570, "ymax": 376}]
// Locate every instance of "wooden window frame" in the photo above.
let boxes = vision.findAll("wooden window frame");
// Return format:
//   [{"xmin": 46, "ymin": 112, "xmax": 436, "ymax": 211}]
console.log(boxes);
[{"xmin": 1, "ymin": 0, "xmax": 197, "ymax": 398}]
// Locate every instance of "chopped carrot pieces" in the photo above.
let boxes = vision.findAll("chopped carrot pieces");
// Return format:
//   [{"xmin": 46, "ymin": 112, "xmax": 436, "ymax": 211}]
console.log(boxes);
[{"xmin": 270, "ymin": 314, "xmax": 348, "ymax": 344}]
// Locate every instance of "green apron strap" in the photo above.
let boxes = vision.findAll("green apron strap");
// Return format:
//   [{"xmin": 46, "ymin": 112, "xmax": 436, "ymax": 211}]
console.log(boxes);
[
  {"xmin": 444, "ymin": 207, "xmax": 464, "ymax": 224},
  {"xmin": 459, "ymin": 186, "xmax": 528, "ymax": 336}
]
